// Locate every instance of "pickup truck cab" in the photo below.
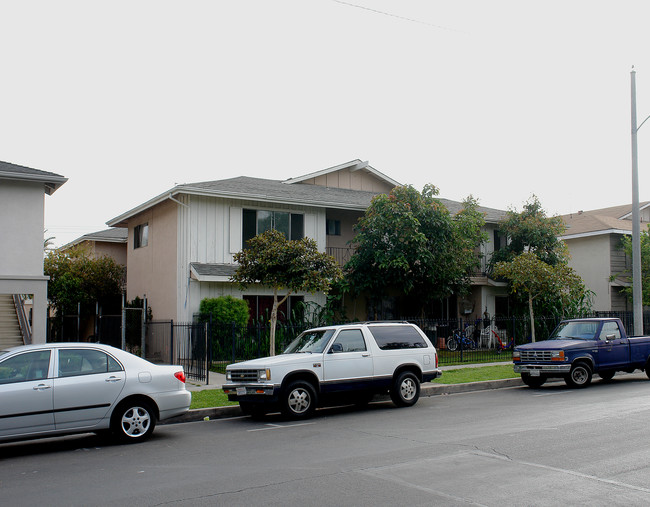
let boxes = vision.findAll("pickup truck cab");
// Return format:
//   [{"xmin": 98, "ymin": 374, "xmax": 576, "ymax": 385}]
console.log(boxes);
[
  {"xmin": 223, "ymin": 322, "xmax": 441, "ymax": 419},
  {"xmin": 513, "ymin": 318, "xmax": 650, "ymax": 388}
]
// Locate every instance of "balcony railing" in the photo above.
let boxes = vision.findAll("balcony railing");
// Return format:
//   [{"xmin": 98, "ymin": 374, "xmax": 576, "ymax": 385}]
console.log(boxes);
[{"xmin": 326, "ymin": 247, "xmax": 353, "ymax": 266}]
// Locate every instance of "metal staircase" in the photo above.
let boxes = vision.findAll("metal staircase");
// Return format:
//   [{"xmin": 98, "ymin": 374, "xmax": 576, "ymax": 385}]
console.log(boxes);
[{"xmin": 0, "ymin": 294, "xmax": 25, "ymax": 349}]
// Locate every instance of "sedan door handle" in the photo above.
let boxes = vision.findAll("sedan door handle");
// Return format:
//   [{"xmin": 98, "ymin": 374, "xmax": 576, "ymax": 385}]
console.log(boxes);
[
  {"xmin": 105, "ymin": 376, "xmax": 122, "ymax": 383},
  {"xmin": 33, "ymin": 384, "xmax": 52, "ymax": 391}
]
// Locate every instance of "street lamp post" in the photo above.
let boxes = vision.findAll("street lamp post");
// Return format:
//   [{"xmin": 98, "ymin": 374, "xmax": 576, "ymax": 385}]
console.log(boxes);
[{"xmin": 630, "ymin": 68, "xmax": 646, "ymax": 336}]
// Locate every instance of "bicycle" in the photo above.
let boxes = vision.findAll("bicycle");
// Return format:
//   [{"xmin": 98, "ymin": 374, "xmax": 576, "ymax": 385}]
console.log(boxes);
[{"xmin": 446, "ymin": 329, "xmax": 477, "ymax": 352}]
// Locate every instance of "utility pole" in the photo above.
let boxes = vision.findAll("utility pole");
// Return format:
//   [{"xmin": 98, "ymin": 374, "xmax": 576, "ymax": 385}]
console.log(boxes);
[{"xmin": 630, "ymin": 68, "xmax": 644, "ymax": 336}]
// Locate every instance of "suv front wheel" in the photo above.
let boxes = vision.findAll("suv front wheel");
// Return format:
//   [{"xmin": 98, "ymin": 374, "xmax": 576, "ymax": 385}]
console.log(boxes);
[
  {"xmin": 390, "ymin": 371, "xmax": 420, "ymax": 407},
  {"xmin": 281, "ymin": 380, "xmax": 318, "ymax": 419}
]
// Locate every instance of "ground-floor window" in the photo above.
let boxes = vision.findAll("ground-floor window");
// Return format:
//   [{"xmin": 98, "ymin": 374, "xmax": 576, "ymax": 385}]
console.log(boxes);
[{"xmin": 243, "ymin": 295, "xmax": 304, "ymax": 323}]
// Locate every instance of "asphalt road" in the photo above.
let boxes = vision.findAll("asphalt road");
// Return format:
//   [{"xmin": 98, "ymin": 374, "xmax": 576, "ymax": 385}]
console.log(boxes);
[{"xmin": 3, "ymin": 373, "xmax": 650, "ymax": 506}]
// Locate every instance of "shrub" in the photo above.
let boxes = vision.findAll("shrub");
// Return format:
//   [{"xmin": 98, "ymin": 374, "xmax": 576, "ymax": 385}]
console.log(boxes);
[{"xmin": 199, "ymin": 296, "xmax": 249, "ymax": 327}]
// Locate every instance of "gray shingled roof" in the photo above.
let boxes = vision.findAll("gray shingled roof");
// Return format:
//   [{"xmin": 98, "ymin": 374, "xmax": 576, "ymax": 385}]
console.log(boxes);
[
  {"xmin": 179, "ymin": 176, "xmax": 382, "ymax": 209},
  {"xmin": 190, "ymin": 263, "xmax": 238, "ymax": 278},
  {"xmin": 0, "ymin": 160, "xmax": 67, "ymax": 195}
]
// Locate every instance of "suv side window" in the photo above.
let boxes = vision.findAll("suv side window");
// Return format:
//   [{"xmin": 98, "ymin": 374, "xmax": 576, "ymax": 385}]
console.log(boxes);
[
  {"xmin": 331, "ymin": 329, "xmax": 367, "ymax": 353},
  {"xmin": 0, "ymin": 350, "xmax": 51, "ymax": 384},
  {"xmin": 368, "ymin": 325, "xmax": 428, "ymax": 350},
  {"xmin": 599, "ymin": 322, "xmax": 622, "ymax": 341}
]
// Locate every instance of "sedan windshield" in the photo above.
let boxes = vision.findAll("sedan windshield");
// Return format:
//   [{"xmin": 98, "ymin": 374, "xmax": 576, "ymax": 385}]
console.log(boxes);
[
  {"xmin": 550, "ymin": 321, "xmax": 598, "ymax": 340},
  {"xmin": 284, "ymin": 329, "xmax": 335, "ymax": 354}
]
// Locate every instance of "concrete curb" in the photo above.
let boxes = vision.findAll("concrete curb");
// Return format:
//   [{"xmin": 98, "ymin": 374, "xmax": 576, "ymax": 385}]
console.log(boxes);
[{"xmin": 163, "ymin": 377, "xmax": 525, "ymax": 425}]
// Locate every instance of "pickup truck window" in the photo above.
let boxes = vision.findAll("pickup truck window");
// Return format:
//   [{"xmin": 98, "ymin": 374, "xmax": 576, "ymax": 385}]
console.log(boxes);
[
  {"xmin": 330, "ymin": 329, "xmax": 366, "ymax": 353},
  {"xmin": 284, "ymin": 329, "xmax": 335, "ymax": 354},
  {"xmin": 599, "ymin": 322, "xmax": 622, "ymax": 340},
  {"xmin": 368, "ymin": 325, "xmax": 428, "ymax": 350},
  {"xmin": 550, "ymin": 321, "xmax": 599, "ymax": 340}
]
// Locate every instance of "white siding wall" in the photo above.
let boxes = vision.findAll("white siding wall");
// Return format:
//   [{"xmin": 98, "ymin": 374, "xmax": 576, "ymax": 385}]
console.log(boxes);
[
  {"xmin": 565, "ymin": 235, "xmax": 612, "ymax": 310},
  {"xmin": 176, "ymin": 195, "xmax": 327, "ymax": 321}
]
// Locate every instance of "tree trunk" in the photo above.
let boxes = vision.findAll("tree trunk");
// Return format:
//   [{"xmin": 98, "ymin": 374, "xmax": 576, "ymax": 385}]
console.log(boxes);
[
  {"xmin": 529, "ymin": 293, "xmax": 536, "ymax": 343},
  {"xmin": 269, "ymin": 291, "xmax": 279, "ymax": 356}
]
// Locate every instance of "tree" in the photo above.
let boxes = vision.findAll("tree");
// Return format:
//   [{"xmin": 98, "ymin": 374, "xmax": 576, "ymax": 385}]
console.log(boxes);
[
  {"xmin": 616, "ymin": 225, "xmax": 650, "ymax": 306},
  {"xmin": 44, "ymin": 247, "xmax": 125, "ymax": 315},
  {"xmin": 489, "ymin": 195, "xmax": 566, "ymax": 268},
  {"xmin": 493, "ymin": 253, "xmax": 589, "ymax": 341},
  {"xmin": 345, "ymin": 184, "xmax": 486, "ymax": 316},
  {"xmin": 199, "ymin": 296, "xmax": 250, "ymax": 328},
  {"xmin": 232, "ymin": 229, "xmax": 343, "ymax": 356},
  {"xmin": 491, "ymin": 197, "xmax": 592, "ymax": 337}
]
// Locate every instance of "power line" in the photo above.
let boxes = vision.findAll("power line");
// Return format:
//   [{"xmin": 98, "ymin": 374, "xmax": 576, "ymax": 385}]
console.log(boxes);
[{"xmin": 329, "ymin": 0, "xmax": 465, "ymax": 33}]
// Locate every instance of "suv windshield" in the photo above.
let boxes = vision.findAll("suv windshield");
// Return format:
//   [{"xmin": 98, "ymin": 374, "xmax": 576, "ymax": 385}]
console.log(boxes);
[
  {"xmin": 284, "ymin": 329, "xmax": 335, "ymax": 354},
  {"xmin": 550, "ymin": 321, "xmax": 599, "ymax": 340}
]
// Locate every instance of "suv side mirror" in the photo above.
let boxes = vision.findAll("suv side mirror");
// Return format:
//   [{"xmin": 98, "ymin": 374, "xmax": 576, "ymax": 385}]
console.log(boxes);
[{"xmin": 329, "ymin": 343, "xmax": 343, "ymax": 354}]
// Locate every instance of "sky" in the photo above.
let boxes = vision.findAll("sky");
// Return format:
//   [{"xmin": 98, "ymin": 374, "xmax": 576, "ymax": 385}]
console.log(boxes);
[{"xmin": 2, "ymin": 0, "xmax": 650, "ymax": 247}]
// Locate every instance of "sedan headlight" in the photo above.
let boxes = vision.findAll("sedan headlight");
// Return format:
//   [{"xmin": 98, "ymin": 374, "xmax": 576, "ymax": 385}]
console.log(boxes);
[{"xmin": 258, "ymin": 368, "xmax": 271, "ymax": 381}]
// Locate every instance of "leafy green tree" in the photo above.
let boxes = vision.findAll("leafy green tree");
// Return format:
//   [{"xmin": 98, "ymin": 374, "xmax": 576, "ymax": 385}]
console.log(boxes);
[
  {"xmin": 199, "ymin": 296, "xmax": 250, "ymax": 327},
  {"xmin": 345, "ymin": 184, "xmax": 486, "ymax": 316},
  {"xmin": 489, "ymin": 195, "xmax": 566, "ymax": 268},
  {"xmin": 616, "ymin": 225, "xmax": 650, "ymax": 306},
  {"xmin": 232, "ymin": 229, "xmax": 343, "ymax": 355},
  {"xmin": 44, "ymin": 247, "xmax": 125, "ymax": 315},
  {"xmin": 493, "ymin": 253, "xmax": 589, "ymax": 341}
]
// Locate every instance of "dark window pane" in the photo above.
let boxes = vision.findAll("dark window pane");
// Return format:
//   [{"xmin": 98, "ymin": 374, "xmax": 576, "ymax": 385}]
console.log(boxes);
[
  {"xmin": 368, "ymin": 326, "xmax": 428, "ymax": 350},
  {"xmin": 242, "ymin": 209, "xmax": 257, "ymax": 247},
  {"xmin": 291, "ymin": 214, "xmax": 304, "ymax": 240},
  {"xmin": 257, "ymin": 211, "xmax": 273, "ymax": 234},
  {"xmin": 275, "ymin": 212, "xmax": 290, "ymax": 239}
]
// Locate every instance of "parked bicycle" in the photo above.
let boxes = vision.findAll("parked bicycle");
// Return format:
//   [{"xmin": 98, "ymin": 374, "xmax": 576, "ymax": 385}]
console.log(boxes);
[{"xmin": 446, "ymin": 328, "xmax": 477, "ymax": 352}]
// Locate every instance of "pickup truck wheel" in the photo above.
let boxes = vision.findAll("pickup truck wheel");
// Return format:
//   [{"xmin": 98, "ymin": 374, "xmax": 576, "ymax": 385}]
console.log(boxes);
[
  {"xmin": 521, "ymin": 374, "xmax": 546, "ymax": 388},
  {"xmin": 599, "ymin": 370, "xmax": 615, "ymax": 382},
  {"xmin": 565, "ymin": 362, "xmax": 592, "ymax": 388},
  {"xmin": 281, "ymin": 381, "xmax": 317, "ymax": 419},
  {"xmin": 390, "ymin": 371, "xmax": 420, "ymax": 407}
]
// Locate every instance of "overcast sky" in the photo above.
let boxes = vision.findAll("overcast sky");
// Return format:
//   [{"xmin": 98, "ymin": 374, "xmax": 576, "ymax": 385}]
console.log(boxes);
[{"xmin": 2, "ymin": 0, "xmax": 649, "ymax": 247}]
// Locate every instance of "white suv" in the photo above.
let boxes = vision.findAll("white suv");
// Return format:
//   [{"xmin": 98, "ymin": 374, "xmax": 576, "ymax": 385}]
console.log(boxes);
[{"xmin": 223, "ymin": 322, "xmax": 441, "ymax": 419}]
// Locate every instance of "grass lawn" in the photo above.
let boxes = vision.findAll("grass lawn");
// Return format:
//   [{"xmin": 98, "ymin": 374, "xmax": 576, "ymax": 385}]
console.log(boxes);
[
  {"xmin": 190, "ymin": 389, "xmax": 238, "ymax": 409},
  {"xmin": 432, "ymin": 364, "xmax": 518, "ymax": 384}
]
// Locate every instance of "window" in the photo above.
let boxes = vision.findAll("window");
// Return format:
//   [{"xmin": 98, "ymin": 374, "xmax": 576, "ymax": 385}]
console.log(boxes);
[
  {"xmin": 0, "ymin": 350, "xmax": 51, "ymax": 384},
  {"xmin": 242, "ymin": 209, "xmax": 304, "ymax": 246},
  {"xmin": 134, "ymin": 223, "xmax": 149, "ymax": 249},
  {"xmin": 58, "ymin": 349, "xmax": 123, "ymax": 377},
  {"xmin": 331, "ymin": 329, "xmax": 366, "ymax": 353},
  {"xmin": 599, "ymin": 322, "xmax": 622, "ymax": 341},
  {"xmin": 368, "ymin": 325, "xmax": 428, "ymax": 350},
  {"xmin": 326, "ymin": 219, "xmax": 341, "ymax": 236},
  {"xmin": 244, "ymin": 295, "xmax": 304, "ymax": 323}
]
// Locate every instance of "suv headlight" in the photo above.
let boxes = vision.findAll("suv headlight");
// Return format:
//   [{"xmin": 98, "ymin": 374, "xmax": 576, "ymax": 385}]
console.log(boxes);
[
  {"xmin": 259, "ymin": 368, "xmax": 271, "ymax": 381},
  {"xmin": 226, "ymin": 370, "xmax": 232, "ymax": 381}
]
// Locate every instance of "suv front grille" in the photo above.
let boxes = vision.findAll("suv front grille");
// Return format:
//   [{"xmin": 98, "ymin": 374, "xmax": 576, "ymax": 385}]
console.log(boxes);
[
  {"xmin": 229, "ymin": 369, "xmax": 259, "ymax": 382},
  {"xmin": 520, "ymin": 350, "xmax": 553, "ymax": 362}
]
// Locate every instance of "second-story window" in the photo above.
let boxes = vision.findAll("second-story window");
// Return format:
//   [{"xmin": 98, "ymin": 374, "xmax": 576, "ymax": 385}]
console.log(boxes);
[
  {"xmin": 326, "ymin": 219, "xmax": 341, "ymax": 236},
  {"xmin": 134, "ymin": 223, "xmax": 149, "ymax": 249},
  {"xmin": 242, "ymin": 209, "xmax": 304, "ymax": 247}
]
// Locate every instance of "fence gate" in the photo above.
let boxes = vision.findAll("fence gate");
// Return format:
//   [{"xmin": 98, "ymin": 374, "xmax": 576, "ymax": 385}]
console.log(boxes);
[{"xmin": 174, "ymin": 322, "xmax": 209, "ymax": 382}]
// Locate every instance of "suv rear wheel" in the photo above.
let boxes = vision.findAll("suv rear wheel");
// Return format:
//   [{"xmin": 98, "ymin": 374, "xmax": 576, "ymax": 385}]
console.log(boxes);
[{"xmin": 390, "ymin": 371, "xmax": 420, "ymax": 407}]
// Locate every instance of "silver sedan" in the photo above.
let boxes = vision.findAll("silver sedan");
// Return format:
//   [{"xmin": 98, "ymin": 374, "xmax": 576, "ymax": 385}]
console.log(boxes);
[{"xmin": 0, "ymin": 342, "xmax": 191, "ymax": 443}]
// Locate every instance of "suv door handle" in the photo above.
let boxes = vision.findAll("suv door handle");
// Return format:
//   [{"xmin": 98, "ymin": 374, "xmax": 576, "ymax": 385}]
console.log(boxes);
[
  {"xmin": 33, "ymin": 384, "xmax": 51, "ymax": 391},
  {"xmin": 362, "ymin": 353, "xmax": 370, "ymax": 357}
]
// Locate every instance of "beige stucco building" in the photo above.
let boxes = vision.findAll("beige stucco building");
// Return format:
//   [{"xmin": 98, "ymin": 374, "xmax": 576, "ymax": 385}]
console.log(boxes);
[
  {"xmin": 561, "ymin": 202, "xmax": 650, "ymax": 311},
  {"xmin": 0, "ymin": 161, "xmax": 67, "ymax": 344},
  {"xmin": 106, "ymin": 160, "xmax": 508, "ymax": 323}
]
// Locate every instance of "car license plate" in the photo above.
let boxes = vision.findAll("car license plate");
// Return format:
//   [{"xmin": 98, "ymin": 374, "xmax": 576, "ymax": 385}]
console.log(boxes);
[
  {"xmin": 530, "ymin": 370, "xmax": 540, "ymax": 377},
  {"xmin": 236, "ymin": 387, "xmax": 246, "ymax": 396}
]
